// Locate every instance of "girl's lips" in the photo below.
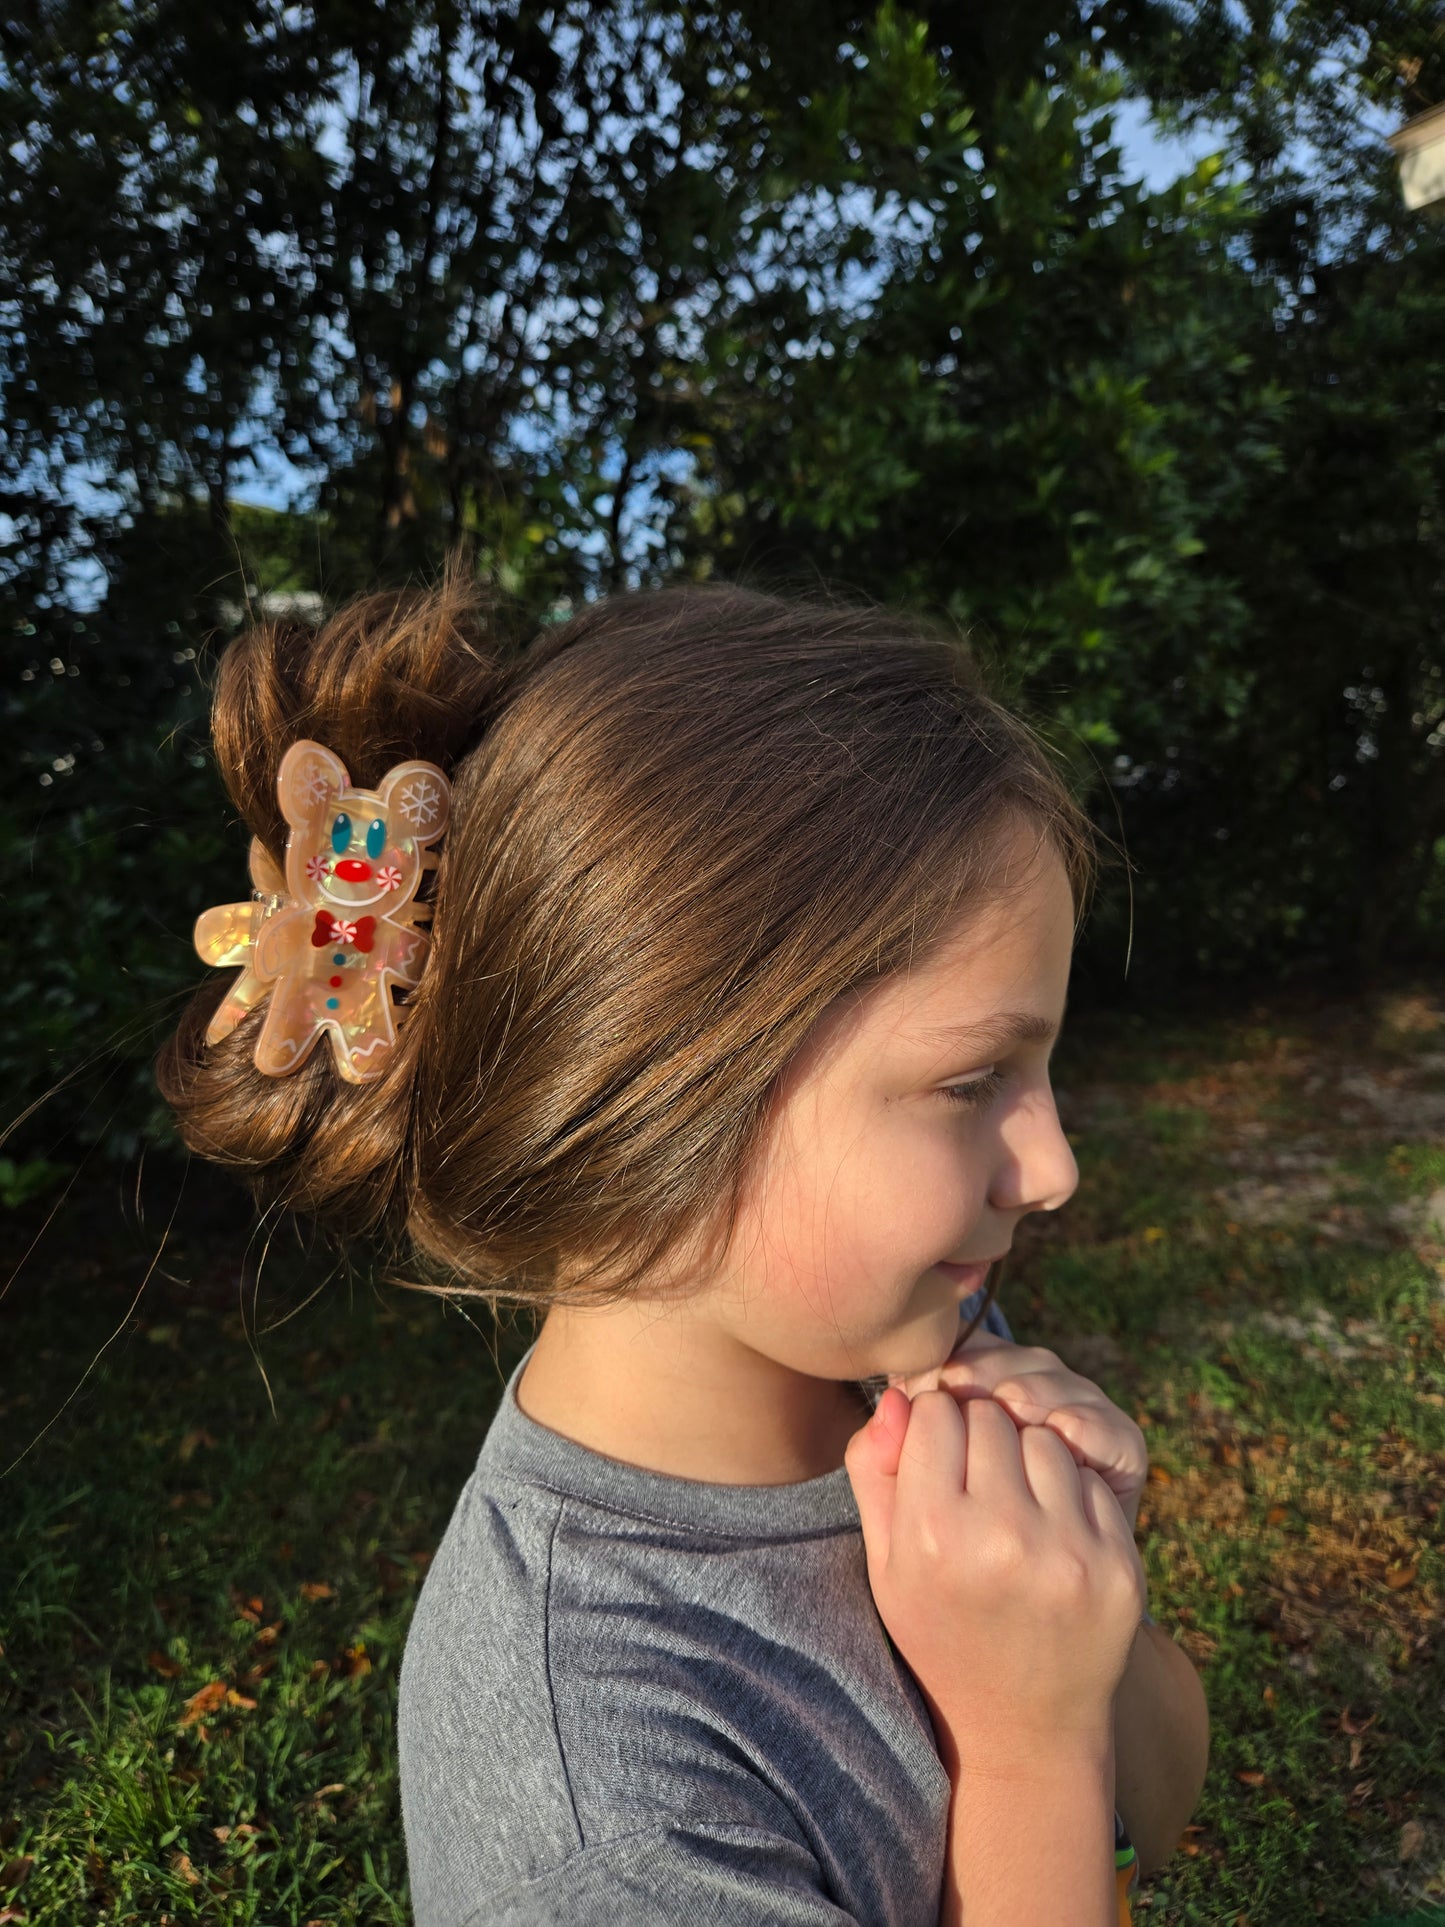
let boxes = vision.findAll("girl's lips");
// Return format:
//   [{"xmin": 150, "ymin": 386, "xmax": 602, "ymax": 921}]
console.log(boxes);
[{"xmin": 934, "ymin": 1259, "xmax": 993, "ymax": 1286}]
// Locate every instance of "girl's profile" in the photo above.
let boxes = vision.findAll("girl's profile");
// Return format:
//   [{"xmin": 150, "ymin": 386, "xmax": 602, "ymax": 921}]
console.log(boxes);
[{"xmin": 159, "ymin": 551, "xmax": 1210, "ymax": 1925}]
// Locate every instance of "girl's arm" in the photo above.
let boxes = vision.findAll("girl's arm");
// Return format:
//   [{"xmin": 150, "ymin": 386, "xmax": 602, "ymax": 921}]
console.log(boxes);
[
  {"xmin": 939, "ymin": 1730, "xmax": 1118, "ymax": 1927},
  {"xmin": 1112, "ymin": 1616, "xmax": 1211, "ymax": 1875}
]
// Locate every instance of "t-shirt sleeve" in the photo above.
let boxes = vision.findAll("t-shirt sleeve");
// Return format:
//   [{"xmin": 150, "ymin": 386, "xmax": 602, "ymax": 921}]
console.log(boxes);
[{"xmin": 480, "ymin": 1821, "xmax": 862, "ymax": 1925}]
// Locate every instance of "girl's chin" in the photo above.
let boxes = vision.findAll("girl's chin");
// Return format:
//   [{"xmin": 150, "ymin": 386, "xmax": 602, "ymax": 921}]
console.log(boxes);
[{"xmin": 881, "ymin": 1309, "xmax": 964, "ymax": 1386}]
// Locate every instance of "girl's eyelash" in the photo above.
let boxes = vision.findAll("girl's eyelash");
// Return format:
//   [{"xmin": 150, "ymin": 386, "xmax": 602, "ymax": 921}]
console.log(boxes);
[{"xmin": 940, "ymin": 1068, "xmax": 1007, "ymax": 1108}]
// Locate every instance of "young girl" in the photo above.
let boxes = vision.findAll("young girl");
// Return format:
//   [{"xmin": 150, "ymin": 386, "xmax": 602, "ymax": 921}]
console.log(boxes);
[{"xmin": 162, "ymin": 555, "xmax": 1209, "ymax": 1925}]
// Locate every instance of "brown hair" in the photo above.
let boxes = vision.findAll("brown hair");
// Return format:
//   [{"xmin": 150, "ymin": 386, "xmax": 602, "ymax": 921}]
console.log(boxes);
[{"xmin": 158, "ymin": 550, "xmax": 1100, "ymax": 1316}]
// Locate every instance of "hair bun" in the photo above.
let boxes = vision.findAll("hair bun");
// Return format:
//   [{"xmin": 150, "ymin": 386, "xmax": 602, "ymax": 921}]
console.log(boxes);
[
  {"xmin": 210, "ymin": 551, "xmax": 518, "ymax": 861},
  {"xmin": 156, "ymin": 550, "xmax": 525, "ymax": 1232}
]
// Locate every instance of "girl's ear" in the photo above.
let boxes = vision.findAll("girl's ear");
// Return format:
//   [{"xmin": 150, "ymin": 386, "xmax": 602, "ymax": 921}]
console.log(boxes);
[
  {"xmin": 376, "ymin": 760, "xmax": 451, "ymax": 846},
  {"xmin": 277, "ymin": 741, "xmax": 350, "ymax": 829}
]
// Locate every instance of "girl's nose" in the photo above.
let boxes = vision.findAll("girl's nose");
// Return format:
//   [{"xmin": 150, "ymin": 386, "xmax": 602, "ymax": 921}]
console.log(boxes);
[
  {"xmin": 991, "ymin": 1091, "xmax": 1079, "ymax": 1217},
  {"xmin": 333, "ymin": 858, "xmax": 372, "ymax": 882}
]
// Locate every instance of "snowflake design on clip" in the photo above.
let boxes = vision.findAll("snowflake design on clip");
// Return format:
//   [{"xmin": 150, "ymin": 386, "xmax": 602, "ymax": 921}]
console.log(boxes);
[
  {"xmin": 375, "ymin": 864, "xmax": 403, "ymax": 892},
  {"xmin": 305, "ymin": 853, "xmax": 332, "ymax": 883},
  {"xmin": 296, "ymin": 761, "xmax": 335, "ymax": 811},
  {"xmin": 397, "ymin": 774, "xmax": 442, "ymax": 828}
]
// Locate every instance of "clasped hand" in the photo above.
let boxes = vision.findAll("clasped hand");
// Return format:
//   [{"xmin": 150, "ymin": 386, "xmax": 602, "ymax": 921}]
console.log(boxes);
[{"xmin": 887, "ymin": 1333, "xmax": 1149, "ymax": 1533}]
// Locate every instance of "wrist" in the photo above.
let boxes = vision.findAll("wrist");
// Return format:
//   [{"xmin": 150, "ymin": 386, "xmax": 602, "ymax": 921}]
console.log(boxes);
[{"xmin": 931, "ymin": 1710, "xmax": 1115, "ymax": 1786}]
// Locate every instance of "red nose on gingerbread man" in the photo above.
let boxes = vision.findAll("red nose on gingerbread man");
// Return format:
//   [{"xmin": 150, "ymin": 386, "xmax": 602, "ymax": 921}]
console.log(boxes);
[{"xmin": 193, "ymin": 739, "xmax": 450, "ymax": 1083}]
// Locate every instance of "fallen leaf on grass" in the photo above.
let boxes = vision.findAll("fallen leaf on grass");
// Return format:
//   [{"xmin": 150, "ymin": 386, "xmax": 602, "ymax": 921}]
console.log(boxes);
[
  {"xmin": 300, "ymin": 1581, "xmax": 334, "ymax": 1601},
  {"xmin": 177, "ymin": 1428, "xmax": 216, "ymax": 1463},
  {"xmin": 1383, "ymin": 1559, "xmax": 1419, "ymax": 1590},
  {"xmin": 170, "ymin": 1851, "xmax": 200, "ymax": 1885},
  {"xmin": 179, "ymin": 1681, "xmax": 227, "ymax": 1726},
  {"xmin": 1235, "ymin": 1769, "xmax": 1267, "ymax": 1787},
  {"xmin": 1336, "ymin": 1706, "xmax": 1378, "ymax": 1737},
  {"xmin": 1266, "ymin": 1506, "xmax": 1289, "ymax": 1526},
  {"xmin": 178, "ymin": 1681, "xmax": 256, "ymax": 1726},
  {"xmin": 1148, "ymin": 1465, "xmax": 1173, "ymax": 1486},
  {"xmin": 147, "ymin": 1650, "xmax": 183, "ymax": 1679},
  {"xmin": 0, "ymin": 1857, "xmax": 33, "ymax": 1892},
  {"xmin": 1399, "ymin": 1819, "xmax": 1426, "ymax": 1861}
]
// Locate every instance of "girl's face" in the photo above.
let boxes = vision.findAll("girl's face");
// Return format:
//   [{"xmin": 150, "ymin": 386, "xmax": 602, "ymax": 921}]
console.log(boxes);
[{"xmin": 721, "ymin": 824, "xmax": 1078, "ymax": 1385}]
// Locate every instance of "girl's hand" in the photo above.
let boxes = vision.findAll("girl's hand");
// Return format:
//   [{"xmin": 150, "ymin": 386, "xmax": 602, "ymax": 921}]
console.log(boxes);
[
  {"xmin": 845, "ymin": 1388, "xmax": 1149, "ymax": 1774},
  {"xmin": 889, "ymin": 1334, "xmax": 1149, "ymax": 1533}
]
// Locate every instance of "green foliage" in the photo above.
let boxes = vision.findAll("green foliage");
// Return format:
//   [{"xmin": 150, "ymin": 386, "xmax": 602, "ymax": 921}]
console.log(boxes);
[
  {"xmin": 661, "ymin": 22, "xmax": 1444, "ymax": 987},
  {"xmin": 1, "ymin": 0, "xmax": 1442, "ymax": 1163}
]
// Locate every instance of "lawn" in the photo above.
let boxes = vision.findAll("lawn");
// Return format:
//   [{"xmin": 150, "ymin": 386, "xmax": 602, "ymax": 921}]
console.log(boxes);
[{"xmin": 2, "ymin": 983, "xmax": 1443, "ymax": 1925}]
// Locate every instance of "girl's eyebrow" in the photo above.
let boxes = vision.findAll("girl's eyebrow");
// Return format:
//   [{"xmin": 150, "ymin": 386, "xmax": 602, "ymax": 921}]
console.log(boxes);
[{"xmin": 912, "ymin": 1010, "xmax": 1060, "ymax": 1050}]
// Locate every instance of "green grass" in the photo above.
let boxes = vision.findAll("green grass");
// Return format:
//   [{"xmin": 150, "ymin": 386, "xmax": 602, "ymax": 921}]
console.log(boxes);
[
  {"xmin": 0, "ymin": 1214, "xmax": 535, "ymax": 1924},
  {"xmin": 2, "ymin": 984, "xmax": 1443, "ymax": 1923}
]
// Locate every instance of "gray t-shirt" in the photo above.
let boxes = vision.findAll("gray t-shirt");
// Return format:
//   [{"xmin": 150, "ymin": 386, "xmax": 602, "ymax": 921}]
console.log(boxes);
[{"xmin": 398, "ymin": 1297, "xmax": 1022, "ymax": 1925}]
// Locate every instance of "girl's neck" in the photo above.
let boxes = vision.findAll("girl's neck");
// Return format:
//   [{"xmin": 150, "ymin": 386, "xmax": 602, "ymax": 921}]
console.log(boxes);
[{"xmin": 514, "ymin": 1303, "xmax": 875, "ymax": 1487}]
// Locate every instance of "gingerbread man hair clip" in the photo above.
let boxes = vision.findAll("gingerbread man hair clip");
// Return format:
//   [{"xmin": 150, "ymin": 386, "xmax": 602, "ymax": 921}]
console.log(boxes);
[{"xmin": 194, "ymin": 740, "xmax": 451, "ymax": 1083}]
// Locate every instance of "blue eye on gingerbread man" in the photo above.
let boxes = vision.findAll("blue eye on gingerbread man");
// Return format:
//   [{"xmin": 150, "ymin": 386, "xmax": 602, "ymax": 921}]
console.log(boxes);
[
  {"xmin": 365, "ymin": 817, "xmax": 387, "ymax": 859},
  {"xmin": 331, "ymin": 812, "xmax": 351, "ymax": 855}
]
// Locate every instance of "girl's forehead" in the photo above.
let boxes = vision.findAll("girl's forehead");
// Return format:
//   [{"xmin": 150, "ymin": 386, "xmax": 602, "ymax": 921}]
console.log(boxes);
[
  {"xmin": 775, "ymin": 842, "xmax": 1074, "ymax": 1100},
  {"xmin": 868, "ymin": 860, "xmax": 1073, "ymax": 1030},
  {"xmin": 790, "ymin": 896, "xmax": 1068, "ymax": 1104}
]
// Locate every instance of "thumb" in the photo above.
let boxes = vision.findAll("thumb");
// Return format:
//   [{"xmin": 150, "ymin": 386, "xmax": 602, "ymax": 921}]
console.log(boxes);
[{"xmin": 844, "ymin": 1386, "xmax": 910, "ymax": 1575}]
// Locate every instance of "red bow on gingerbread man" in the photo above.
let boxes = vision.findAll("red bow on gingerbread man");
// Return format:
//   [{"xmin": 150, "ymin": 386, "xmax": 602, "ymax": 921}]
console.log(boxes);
[{"xmin": 311, "ymin": 911, "xmax": 376, "ymax": 954}]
